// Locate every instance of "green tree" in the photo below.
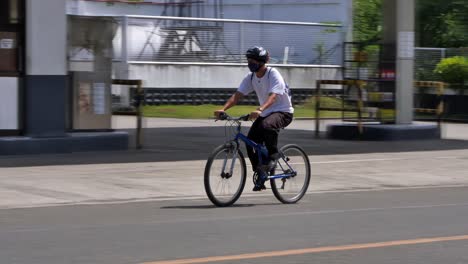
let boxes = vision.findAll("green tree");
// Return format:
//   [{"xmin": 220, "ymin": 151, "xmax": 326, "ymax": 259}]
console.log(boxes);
[
  {"xmin": 416, "ymin": 0, "xmax": 468, "ymax": 47},
  {"xmin": 353, "ymin": 0, "xmax": 468, "ymax": 47},
  {"xmin": 353, "ymin": 0, "xmax": 382, "ymax": 43}
]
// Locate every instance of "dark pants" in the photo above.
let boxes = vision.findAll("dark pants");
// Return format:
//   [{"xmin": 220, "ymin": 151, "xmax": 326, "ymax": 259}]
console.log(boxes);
[{"xmin": 246, "ymin": 112, "xmax": 293, "ymax": 171}]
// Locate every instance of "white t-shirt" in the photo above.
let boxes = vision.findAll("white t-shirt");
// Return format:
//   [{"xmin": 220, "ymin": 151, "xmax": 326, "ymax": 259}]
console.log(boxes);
[{"xmin": 237, "ymin": 67, "xmax": 294, "ymax": 117}]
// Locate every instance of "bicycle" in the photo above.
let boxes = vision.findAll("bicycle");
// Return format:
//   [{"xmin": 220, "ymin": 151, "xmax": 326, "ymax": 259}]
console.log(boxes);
[{"xmin": 204, "ymin": 113, "xmax": 311, "ymax": 207}]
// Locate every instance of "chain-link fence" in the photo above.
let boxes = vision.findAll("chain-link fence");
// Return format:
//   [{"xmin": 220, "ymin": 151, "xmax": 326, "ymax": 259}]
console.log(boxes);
[
  {"xmin": 415, "ymin": 47, "xmax": 468, "ymax": 81},
  {"xmin": 112, "ymin": 15, "xmax": 344, "ymax": 65}
]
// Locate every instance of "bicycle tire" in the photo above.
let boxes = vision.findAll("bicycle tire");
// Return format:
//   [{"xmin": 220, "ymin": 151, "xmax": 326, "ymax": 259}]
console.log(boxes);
[
  {"xmin": 270, "ymin": 144, "xmax": 311, "ymax": 204},
  {"xmin": 204, "ymin": 143, "xmax": 247, "ymax": 207}
]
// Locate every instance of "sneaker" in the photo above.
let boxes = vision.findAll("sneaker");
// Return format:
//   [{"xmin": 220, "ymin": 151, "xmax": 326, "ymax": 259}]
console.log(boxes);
[
  {"xmin": 252, "ymin": 185, "xmax": 266, "ymax": 191},
  {"xmin": 252, "ymin": 170, "xmax": 267, "ymax": 191}
]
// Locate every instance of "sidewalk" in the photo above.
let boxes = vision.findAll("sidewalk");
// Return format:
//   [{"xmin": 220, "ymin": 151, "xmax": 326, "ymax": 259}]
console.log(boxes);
[
  {"xmin": 1, "ymin": 149, "xmax": 468, "ymax": 209},
  {"xmin": 1, "ymin": 117, "xmax": 468, "ymax": 209}
]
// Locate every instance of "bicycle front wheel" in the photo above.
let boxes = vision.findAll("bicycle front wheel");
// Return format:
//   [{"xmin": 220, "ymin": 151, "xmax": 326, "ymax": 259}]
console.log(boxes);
[
  {"xmin": 270, "ymin": 144, "xmax": 311, "ymax": 204},
  {"xmin": 204, "ymin": 144, "xmax": 247, "ymax": 207}
]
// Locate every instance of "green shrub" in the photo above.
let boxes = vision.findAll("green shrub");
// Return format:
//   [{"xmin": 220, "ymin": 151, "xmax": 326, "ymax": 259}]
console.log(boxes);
[{"xmin": 434, "ymin": 56, "xmax": 468, "ymax": 88}]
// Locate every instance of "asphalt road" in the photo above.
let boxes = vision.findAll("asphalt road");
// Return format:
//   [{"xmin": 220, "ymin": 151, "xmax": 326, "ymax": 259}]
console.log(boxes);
[
  {"xmin": 2, "ymin": 122, "xmax": 468, "ymax": 263},
  {"xmin": 1, "ymin": 186, "xmax": 468, "ymax": 264}
]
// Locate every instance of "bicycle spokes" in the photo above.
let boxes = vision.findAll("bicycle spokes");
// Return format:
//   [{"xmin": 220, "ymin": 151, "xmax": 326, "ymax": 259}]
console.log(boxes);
[
  {"xmin": 204, "ymin": 144, "xmax": 247, "ymax": 207},
  {"xmin": 270, "ymin": 144, "xmax": 311, "ymax": 204}
]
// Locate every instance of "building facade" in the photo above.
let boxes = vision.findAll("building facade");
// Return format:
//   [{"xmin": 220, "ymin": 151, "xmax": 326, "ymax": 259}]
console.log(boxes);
[
  {"xmin": 0, "ymin": 0, "xmax": 24, "ymax": 135},
  {"xmin": 0, "ymin": 0, "xmax": 127, "ymax": 155}
]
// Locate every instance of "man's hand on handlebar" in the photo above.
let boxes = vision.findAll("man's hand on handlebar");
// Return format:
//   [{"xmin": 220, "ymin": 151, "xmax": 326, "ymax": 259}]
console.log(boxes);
[
  {"xmin": 213, "ymin": 111, "xmax": 251, "ymax": 121},
  {"xmin": 249, "ymin": 110, "xmax": 262, "ymax": 120},
  {"xmin": 214, "ymin": 110, "xmax": 226, "ymax": 120}
]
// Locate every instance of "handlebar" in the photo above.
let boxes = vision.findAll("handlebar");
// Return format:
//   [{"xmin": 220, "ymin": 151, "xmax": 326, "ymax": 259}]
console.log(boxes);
[{"xmin": 216, "ymin": 112, "xmax": 250, "ymax": 121}]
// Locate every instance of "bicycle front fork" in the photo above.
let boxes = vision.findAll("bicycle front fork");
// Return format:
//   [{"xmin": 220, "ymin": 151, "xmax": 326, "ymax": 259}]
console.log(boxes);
[{"xmin": 221, "ymin": 142, "xmax": 240, "ymax": 178}]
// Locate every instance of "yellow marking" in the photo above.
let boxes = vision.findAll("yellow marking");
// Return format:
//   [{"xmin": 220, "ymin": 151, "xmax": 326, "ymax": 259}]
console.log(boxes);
[
  {"xmin": 415, "ymin": 108, "xmax": 437, "ymax": 113},
  {"xmin": 141, "ymin": 235, "xmax": 468, "ymax": 264},
  {"xmin": 414, "ymin": 81, "xmax": 446, "ymax": 94}
]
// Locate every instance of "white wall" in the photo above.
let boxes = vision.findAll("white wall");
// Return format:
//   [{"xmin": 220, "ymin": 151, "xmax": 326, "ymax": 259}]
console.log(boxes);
[
  {"xmin": 0, "ymin": 78, "xmax": 19, "ymax": 129},
  {"xmin": 27, "ymin": 0, "xmax": 66, "ymax": 75},
  {"xmin": 75, "ymin": 62, "xmax": 342, "ymax": 89},
  {"xmin": 126, "ymin": 63, "xmax": 342, "ymax": 89}
]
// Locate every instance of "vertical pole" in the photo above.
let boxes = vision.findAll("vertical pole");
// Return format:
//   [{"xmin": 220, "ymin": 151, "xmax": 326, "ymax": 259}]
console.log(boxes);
[
  {"xmin": 24, "ymin": 0, "xmax": 67, "ymax": 137},
  {"xmin": 283, "ymin": 46, "xmax": 289, "ymax": 64},
  {"xmin": 342, "ymin": 82, "xmax": 345, "ymax": 121},
  {"xmin": 120, "ymin": 16, "xmax": 129, "ymax": 79},
  {"xmin": 122, "ymin": 16, "xmax": 128, "ymax": 63},
  {"xmin": 357, "ymin": 81, "xmax": 363, "ymax": 135},
  {"xmin": 315, "ymin": 81, "xmax": 321, "ymax": 138},
  {"xmin": 395, "ymin": 0, "xmax": 415, "ymax": 124},
  {"xmin": 436, "ymin": 82, "xmax": 444, "ymax": 130},
  {"xmin": 136, "ymin": 80, "xmax": 143, "ymax": 149},
  {"xmin": 239, "ymin": 22, "xmax": 244, "ymax": 63}
]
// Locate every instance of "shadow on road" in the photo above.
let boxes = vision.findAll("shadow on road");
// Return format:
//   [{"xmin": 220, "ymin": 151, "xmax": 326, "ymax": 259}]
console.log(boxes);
[{"xmin": 160, "ymin": 203, "xmax": 257, "ymax": 209}]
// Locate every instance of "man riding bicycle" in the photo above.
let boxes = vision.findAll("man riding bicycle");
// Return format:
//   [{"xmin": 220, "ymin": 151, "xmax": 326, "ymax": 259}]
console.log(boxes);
[{"xmin": 214, "ymin": 46, "xmax": 294, "ymax": 191}]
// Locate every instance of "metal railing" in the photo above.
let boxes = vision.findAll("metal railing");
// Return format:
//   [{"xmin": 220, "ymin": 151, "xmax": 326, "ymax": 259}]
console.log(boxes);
[
  {"xmin": 414, "ymin": 81, "xmax": 446, "ymax": 127},
  {"xmin": 315, "ymin": 80, "xmax": 367, "ymax": 137},
  {"xmin": 415, "ymin": 47, "xmax": 468, "ymax": 81}
]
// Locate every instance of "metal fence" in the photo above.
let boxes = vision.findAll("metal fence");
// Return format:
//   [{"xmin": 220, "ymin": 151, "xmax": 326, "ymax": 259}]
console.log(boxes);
[
  {"xmin": 112, "ymin": 15, "xmax": 344, "ymax": 65},
  {"xmin": 414, "ymin": 47, "xmax": 468, "ymax": 81},
  {"xmin": 414, "ymin": 48, "xmax": 468, "ymax": 121}
]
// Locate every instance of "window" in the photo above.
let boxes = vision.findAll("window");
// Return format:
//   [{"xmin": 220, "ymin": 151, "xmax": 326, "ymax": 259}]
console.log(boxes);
[
  {"xmin": 0, "ymin": 0, "xmax": 24, "ymax": 75},
  {"xmin": 9, "ymin": 0, "xmax": 20, "ymax": 24}
]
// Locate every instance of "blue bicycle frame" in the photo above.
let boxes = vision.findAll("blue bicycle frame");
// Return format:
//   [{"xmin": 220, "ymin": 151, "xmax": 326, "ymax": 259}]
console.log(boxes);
[{"xmin": 226, "ymin": 116, "xmax": 297, "ymax": 180}]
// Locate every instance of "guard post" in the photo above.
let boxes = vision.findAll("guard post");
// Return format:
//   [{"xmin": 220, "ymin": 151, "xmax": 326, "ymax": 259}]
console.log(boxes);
[
  {"xmin": 315, "ymin": 79, "xmax": 366, "ymax": 138},
  {"xmin": 414, "ymin": 81, "xmax": 446, "ymax": 129}
]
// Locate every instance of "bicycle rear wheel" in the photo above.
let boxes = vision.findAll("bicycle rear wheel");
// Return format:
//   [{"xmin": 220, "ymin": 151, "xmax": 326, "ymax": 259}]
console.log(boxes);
[
  {"xmin": 270, "ymin": 144, "xmax": 310, "ymax": 204},
  {"xmin": 204, "ymin": 144, "xmax": 247, "ymax": 207}
]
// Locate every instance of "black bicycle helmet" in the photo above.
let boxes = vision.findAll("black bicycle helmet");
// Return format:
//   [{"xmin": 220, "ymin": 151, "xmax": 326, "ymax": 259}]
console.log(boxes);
[{"xmin": 245, "ymin": 46, "xmax": 269, "ymax": 63}]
